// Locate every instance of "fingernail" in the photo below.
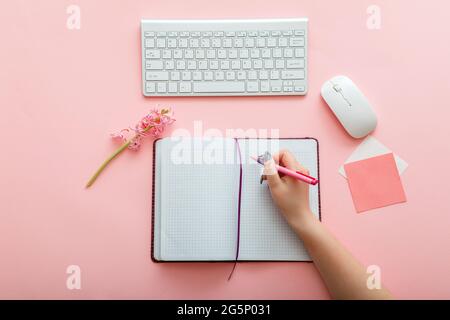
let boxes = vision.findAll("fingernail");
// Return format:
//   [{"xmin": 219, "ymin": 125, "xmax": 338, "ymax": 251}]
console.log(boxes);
[{"xmin": 263, "ymin": 159, "xmax": 277, "ymax": 176}]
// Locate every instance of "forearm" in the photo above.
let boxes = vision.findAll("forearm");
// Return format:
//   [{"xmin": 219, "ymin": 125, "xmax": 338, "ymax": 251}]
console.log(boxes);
[{"xmin": 291, "ymin": 215, "xmax": 393, "ymax": 300}]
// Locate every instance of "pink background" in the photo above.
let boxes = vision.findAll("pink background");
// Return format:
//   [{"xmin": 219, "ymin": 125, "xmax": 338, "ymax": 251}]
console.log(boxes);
[{"xmin": 1, "ymin": 0, "xmax": 450, "ymax": 299}]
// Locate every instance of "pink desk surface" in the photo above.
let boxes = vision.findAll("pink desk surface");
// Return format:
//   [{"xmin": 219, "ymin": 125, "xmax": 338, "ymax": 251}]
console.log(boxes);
[{"xmin": 1, "ymin": 0, "xmax": 450, "ymax": 299}]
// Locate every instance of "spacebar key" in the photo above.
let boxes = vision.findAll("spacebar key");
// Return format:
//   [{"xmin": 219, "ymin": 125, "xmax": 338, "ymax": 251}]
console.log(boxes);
[{"xmin": 193, "ymin": 82, "xmax": 246, "ymax": 93}]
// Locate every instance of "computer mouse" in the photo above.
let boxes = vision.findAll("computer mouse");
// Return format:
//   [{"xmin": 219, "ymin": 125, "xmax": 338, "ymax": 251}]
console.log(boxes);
[{"xmin": 321, "ymin": 75, "xmax": 377, "ymax": 138}]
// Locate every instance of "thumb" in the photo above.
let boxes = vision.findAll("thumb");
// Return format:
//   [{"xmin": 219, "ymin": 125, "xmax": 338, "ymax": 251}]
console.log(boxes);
[{"xmin": 264, "ymin": 159, "xmax": 282, "ymax": 189}]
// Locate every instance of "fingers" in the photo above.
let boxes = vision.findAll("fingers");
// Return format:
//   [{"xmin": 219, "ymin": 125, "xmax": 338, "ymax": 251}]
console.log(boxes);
[
  {"xmin": 264, "ymin": 158, "xmax": 282, "ymax": 189},
  {"xmin": 273, "ymin": 150, "xmax": 310, "ymax": 175}
]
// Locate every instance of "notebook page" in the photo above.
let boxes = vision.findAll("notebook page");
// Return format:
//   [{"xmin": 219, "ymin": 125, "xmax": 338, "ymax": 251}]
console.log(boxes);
[
  {"xmin": 237, "ymin": 138, "xmax": 320, "ymax": 260},
  {"xmin": 158, "ymin": 137, "xmax": 238, "ymax": 261}
]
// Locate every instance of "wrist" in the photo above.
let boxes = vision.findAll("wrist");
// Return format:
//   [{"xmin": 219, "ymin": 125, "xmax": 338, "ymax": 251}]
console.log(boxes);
[{"xmin": 289, "ymin": 211, "xmax": 317, "ymax": 235}]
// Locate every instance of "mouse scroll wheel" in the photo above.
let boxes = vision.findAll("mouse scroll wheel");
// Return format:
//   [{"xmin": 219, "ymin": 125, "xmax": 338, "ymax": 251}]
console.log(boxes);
[{"xmin": 333, "ymin": 84, "xmax": 342, "ymax": 92}]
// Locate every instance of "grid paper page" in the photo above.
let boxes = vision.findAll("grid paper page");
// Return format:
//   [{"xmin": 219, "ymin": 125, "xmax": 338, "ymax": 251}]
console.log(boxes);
[
  {"xmin": 154, "ymin": 137, "xmax": 319, "ymax": 261},
  {"xmin": 158, "ymin": 137, "xmax": 239, "ymax": 261},
  {"xmin": 237, "ymin": 138, "xmax": 320, "ymax": 260}
]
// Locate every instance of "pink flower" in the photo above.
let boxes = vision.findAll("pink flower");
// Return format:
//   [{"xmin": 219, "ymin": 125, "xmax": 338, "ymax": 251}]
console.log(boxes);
[
  {"xmin": 86, "ymin": 107, "xmax": 176, "ymax": 188},
  {"xmin": 111, "ymin": 108, "xmax": 175, "ymax": 150}
]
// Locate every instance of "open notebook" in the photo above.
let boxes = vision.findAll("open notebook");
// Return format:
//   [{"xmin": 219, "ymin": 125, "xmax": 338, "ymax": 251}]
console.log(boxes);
[{"xmin": 152, "ymin": 137, "xmax": 321, "ymax": 262}]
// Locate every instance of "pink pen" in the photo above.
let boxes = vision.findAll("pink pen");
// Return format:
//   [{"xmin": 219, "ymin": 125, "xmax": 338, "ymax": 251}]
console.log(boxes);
[{"xmin": 251, "ymin": 156, "xmax": 319, "ymax": 186}]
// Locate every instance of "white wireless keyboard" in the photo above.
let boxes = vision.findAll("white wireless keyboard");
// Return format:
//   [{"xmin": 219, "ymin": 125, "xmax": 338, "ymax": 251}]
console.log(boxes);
[{"xmin": 141, "ymin": 18, "xmax": 308, "ymax": 96}]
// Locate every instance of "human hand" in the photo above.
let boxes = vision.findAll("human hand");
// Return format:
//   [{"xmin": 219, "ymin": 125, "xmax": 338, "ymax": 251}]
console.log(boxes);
[{"xmin": 264, "ymin": 150, "xmax": 315, "ymax": 232}]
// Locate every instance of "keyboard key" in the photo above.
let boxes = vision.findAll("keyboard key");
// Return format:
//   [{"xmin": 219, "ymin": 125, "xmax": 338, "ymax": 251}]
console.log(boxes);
[
  {"xmin": 157, "ymin": 82, "xmax": 167, "ymax": 93},
  {"xmin": 182, "ymin": 71, "xmax": 192, "ymax": 80},
  {"xmin": 194, "ymin": 82, "xmax": 246, "ymax": 93},
  {"xmin": 176, "ymin": 61, "xmax": 186, "ymax": 69},
  {"xmin": 167, "ymin": 38, "xmax": 177, "ymax": 48},
  {"xmin": 234, "ymin": 38, "xmax": 244, "ymax": 47},
  {"xmin": 271, "ymin": 80, "xmax": 282, "ymax": 92},
  {"xmin": 259, "ymin": 70, "xmax": 269, "ymax": 79},
  {"xmin": 195, "ymin": 49, "xmax": 205, "ymax": 59},
  {"xmin": 250, "ymin": 49, "xmax": 260, "ymax": 58},
  {"xmin": 270, "ymin": 70, "xmax": 280, "ymax": 79},
  {"xmin": 145, "ymin": 49, "xmax": 160, "ymax": 59},
  {"xmin": 290, "ymin": 37, "xmax": 305, "ymax": 47},
  {"xmin": 223, "ymin": 38, "xmax": 232, "ymax": 48},
  {"xmin": 248, "ymin": 71, "xmax": 257, "ymax": 80},
  {"xmin": 146, "ymin": 60, "xmax": 164, "ymax": 70},
  {"xmin": 284, "ymin": 48, "xmax": 293, "ymax": 58},
  {"xmin": 267, "ymin": 38, "xmax": 277, "ymax": 47},
  {"xmin": 281, "ymin": 70, "xmax": 305, "ymax": 79},
  {"xmin": 275, "ymin": 60, "xmax": 285, "ymax": 68},
  {"xmin": 264, "ymin": 59, "xmax": 274, "ymax": 69},
  {"xmin": 215, "ymin": 71, "xmax": 225, "ymax": 80},
  {"xmin": 156, "ymin": 38, "xmax": 166, "ymax": 48},
  {"xmin": 193, "ymin": 71, "xmax": 202, "ymax": 80},
  {"xmin": 247, "ymin": 81, "xmax": 259, "ymax": 92},
  {"xmin": 146, "ymin": 71, "xmax": 169, "ymax": 81},
  {"xmin": 184, "ymin": 49, "xmax": 194, "ymax": 59},
  {"xmin": 170, "ymin": 71, "xmax": 180, "ymax": 80},
  {"xmin": 237, "ymin": 71, "xmax": 246, "ymax": 80},
  {"xmin": 295, "ymin": 48, "xmax": 305, "ymax": 57},
  {"xmin": 210, "ymin": 60, "xmax": 219, "ymax": 69},
  {"xmin": 173, "ymin": 49, "xmax": 183, "ymax": 59},
  {"xmin": 273, "ymin": 48, "xmax": 282, "ymax": 57},
  {"xmin": 206, "ymin": 49, "xmax": 216, "ymax": 59},
  {"xmin": 228, "ymin": 49, "xmax": 238, "ymax": 59},
  {"xmin": 179, "ymin": 82, "xmax": 192, "ymax": 92},
  {"xmin": 217, "ymin": 49, "xmax": 227, "ymax": 59},
  {"xmin": 278, "ymin": 38, "xmax": 288, "ymax": 47},
  {"xmin": 198, "ymin": 60, "xmax": 208, "ymax": 69},
  {"xmin": 231, "ymin": 60, "xmax": 240, "ymax": 69},
  {"xmin": 253, "ymin": 60, "xmax": 263, "ymax": 69},
  {"xmin": 204, "ymin": 71, "xmax": 214, "ymax": 80},
  {"xmin": 146, "ymin": 82, "xmax": 156, "ymax": 93},
  {"xmin": 261, "ymin": 49, "xmax": 271, "ymax": 58},
  {"xmin": 261, "ymin": 81, "xmax": 270, "ymax": 92},
  {"xmin": 226, "ymin": 71, "xmax": 235, "ymax": 80},
  {"xmin": 190, "ymin": 38, "xmax": 199, "ymax": 48},
  {"xmin": 179, "ymin": 38, "xmax": 188, "ymax": 48},
  {"xmin": 239, "ymin": 49, "xmax": 249, "ymax": 58},
  {"xmin": 145, "ymin": 39, "xmax": 155, "ymax": 48},
  {"xmin": 187, "ymin": 61, "xmax": 197, "ymax": 69},
  {"xmin": 286, "ymin": 59, "xmax": 305, "ymax": 69},
  {"xmin": 256, "ymin": 38, "xmax": 266, "ymax": 47},
  {"xmin": 220, "ymin": 60, "xmax": 230, "ymax": 69},
  {"xmin": 168, "ymin": 82, "xmax": 177, "ymax": 93},
  {"xmin": 245, "ymin": 38, "xmax": 255, "ymax": 47}
]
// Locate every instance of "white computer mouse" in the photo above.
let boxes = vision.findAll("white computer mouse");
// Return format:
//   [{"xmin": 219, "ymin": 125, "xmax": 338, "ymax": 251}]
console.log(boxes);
[{"xmin": 321, "ymin": 75, "xmax": 377, "ymax": 138}]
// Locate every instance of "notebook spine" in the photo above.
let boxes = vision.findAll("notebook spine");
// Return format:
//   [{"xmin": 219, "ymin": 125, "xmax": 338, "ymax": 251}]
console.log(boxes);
[{"xmin": 150, "ymin": 138, "xmax": 161, "ymax": 263}]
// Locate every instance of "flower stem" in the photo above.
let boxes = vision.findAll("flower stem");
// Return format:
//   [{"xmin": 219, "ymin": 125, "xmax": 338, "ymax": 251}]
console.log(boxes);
[
  {"xmin": 85, "ymin": 140, "xmax": 131, "ymax": 188},
  {"xmin": 85, "ymin": 125, "xmax": 154, "ymax": 188}
]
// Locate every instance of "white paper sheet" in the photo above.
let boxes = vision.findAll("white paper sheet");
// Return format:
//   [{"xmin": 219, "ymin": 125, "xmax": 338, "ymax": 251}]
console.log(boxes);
[{"xmin": 339, "ymin": 136, "xmax": 408, "ymax": 178}]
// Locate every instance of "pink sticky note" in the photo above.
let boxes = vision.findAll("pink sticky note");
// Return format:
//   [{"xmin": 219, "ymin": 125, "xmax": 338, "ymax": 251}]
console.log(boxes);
[{"xmin": 344, "ymin": 153, "xmax": 407, "ymax": 213}]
